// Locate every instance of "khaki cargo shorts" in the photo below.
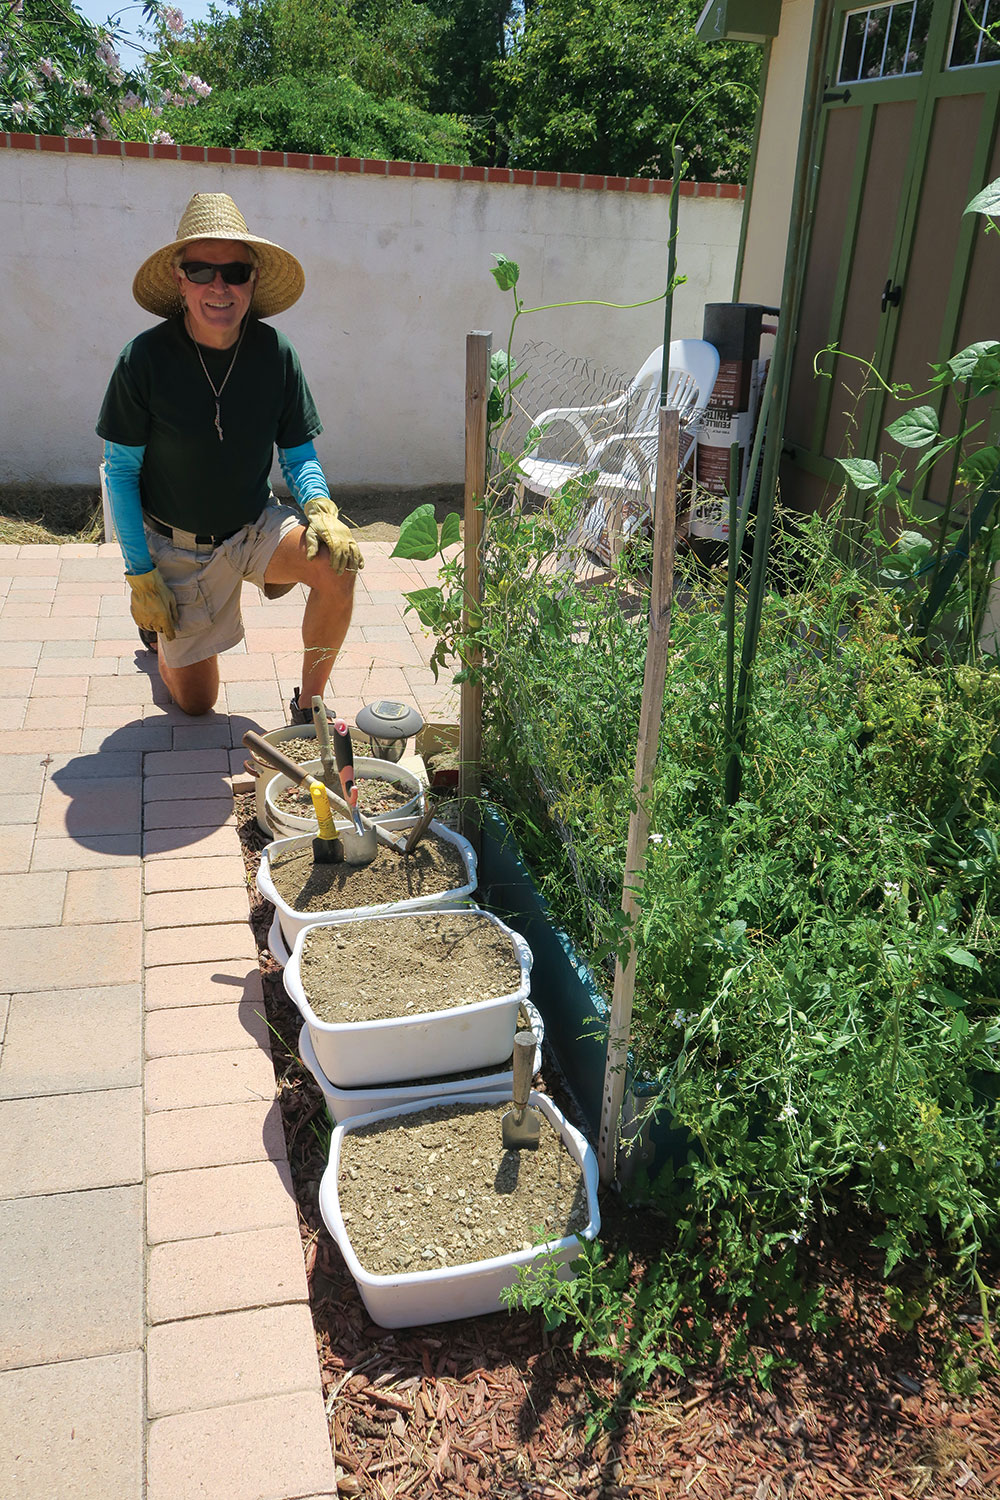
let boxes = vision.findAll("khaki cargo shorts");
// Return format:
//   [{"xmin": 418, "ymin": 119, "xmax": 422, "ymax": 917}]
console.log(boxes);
[{"xmin": 145, "ymin": 498, "xmax": 304, "ymax": 670}]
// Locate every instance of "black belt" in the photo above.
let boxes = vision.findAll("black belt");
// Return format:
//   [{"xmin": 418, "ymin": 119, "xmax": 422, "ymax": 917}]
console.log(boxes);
[{"xmin": 144, "ymin": 512, "xmax": 257, "ymax": 547}]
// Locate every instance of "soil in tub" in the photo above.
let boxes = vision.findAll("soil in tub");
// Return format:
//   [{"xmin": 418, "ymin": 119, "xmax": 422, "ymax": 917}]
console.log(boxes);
[
  {"xmin": 275, "ymin": 776, "xmax": 413, "ymax": 821},
  {"xmin": 268, "ymin": 833, "xmax": 468, "ymax": 913},
  {"xmin": 301, "ymin": 911, "xmax": 523, "ymax": 1023},
  {"xmin": 338, "ymin": 1101, "xmax": 589, "ymax": 1274}
]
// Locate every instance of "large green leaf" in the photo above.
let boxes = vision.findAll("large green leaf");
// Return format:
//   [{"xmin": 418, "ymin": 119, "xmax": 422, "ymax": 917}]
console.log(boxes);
[
  {"xmin": 439, "ymin": 512, "xmax": 462, "ymax": 550},
  {"xmin": 391, "ymin": 504, "xmax": 440, "ymax": 561},
  {"xmin": 837, "ymin": 457, "xmax": 880, "ymax": 490},
  {"xmin": 885, "ymin": 405, "xmax": 940, "ymax": 448},
  {"xmin": 947, "ymin": 341, "xmax": 1000, "ymax": 381},
  {"xmin": 965, "ymin": 176, "xmax": 1000, "ymax": 216}
]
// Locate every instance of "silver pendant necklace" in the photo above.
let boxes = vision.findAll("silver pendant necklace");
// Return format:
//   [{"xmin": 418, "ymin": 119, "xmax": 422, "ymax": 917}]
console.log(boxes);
[{"xmin": 186, "ymin": 315, "xmax": 248, "ymax": 442}]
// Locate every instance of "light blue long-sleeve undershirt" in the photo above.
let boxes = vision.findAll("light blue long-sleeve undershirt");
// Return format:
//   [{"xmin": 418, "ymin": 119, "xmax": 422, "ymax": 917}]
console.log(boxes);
[{"xmin": 102, "ymin": 439, "xmax": 332, "ymax": 575}]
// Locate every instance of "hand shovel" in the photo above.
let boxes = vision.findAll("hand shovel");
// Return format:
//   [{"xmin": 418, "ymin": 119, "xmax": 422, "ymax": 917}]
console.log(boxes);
[
  {"xmin": 242, "ymin": 731, "xmax": 378, "ymax": 865},
  {"xmin": 501, "ymin": 1030, "xmax": 541, "ymax": 1150}
]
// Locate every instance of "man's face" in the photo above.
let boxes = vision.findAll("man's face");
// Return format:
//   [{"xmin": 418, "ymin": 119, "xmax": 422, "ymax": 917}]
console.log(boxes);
[{"xmin": 174, "ymin": 238, "xmax": 256, "ymax": 347}]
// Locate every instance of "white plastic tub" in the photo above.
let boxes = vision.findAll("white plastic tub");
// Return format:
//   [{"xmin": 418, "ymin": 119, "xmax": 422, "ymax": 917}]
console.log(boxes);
[
  {"xmin": 265, "ymin": 756, "xmax": 424, "ymax": 839},
  {"xmin": 298, "ymin": 998, "xmax": 544, "ymax": 1122},
  {"xmin": 284, "ymin": 908, "xmax": 532, "ymax": 1086},
  {"xmin": 318, "ymin": 1090, "xmax": 600, "ymax": 1327},
  {"xmin": 256, "ymin": 822, "xmax": 478, "ymax": 953},
  {"xmin": 248, "ymin": 723, "xmax": 318, "ymax": 836}
]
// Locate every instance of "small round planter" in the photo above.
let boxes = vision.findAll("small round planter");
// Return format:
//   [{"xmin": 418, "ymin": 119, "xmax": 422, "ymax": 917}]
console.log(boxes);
[
  {"xmin": 318, "ymin": 1090, "xmax": 600, "ymax": 1328},
  {"xmin": 256, "ymin": 824, "xmax": 478, "ymax": 955},
  {"xmin": 265, "ymin": 756, "xmax": 424, "ymax": 840},
  {"xmin": 284, "ymin": 908, "xmax": 533, "ymax": 1086},
  {"xmin": 297, "ymin": 998, "xmax": 545, "ymax": 1122}
]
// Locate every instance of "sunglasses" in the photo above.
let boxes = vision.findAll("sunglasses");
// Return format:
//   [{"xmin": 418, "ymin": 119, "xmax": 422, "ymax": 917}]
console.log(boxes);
[{"xmin": 179, "ymin": 260, "xmax": 255, "ymax": 285}]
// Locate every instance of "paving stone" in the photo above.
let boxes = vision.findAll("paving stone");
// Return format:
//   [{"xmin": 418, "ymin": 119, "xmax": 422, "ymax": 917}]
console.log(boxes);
[
  {"xmin": 0, "ymin": 1088, "xmax": 142, "ymax": 1197},
  {"xmin": 147, "ymin": 1303, "xmax": 320, "ymax": 1416},
  {"xmin": 144, "ymin": 854, "xmax": 245, "ymax": 893},
  {"xmin": 1, "ymin": 753, "xmax": 48, "ymax": 795},
  {"xmin": 43, "ymin": 751, "xmax": 143, "ymax": 779},
  {"xmin": 38, "ymin": 776, "xmax": 142, "ymax": 837},
  {"xmin": 0, "ymin": 729, "xmax": 81, "ymax": 754},
  {"xmin": 143, "ymin": 797, "xmax": 234, "ymax": 831},
  {"xmin": 145, "ymin": 1048, "xmax": 276, "ymax": 1113},
  {"xmin": 0, "ymin": 1187, "xmax": 143, "ymax": 1369},
  {"xmin": 3, "ymin": 922, "xmax": 142, "ymax": 994},
  {"xmin": 0, "ymin": 994, "xmax": 8, "ymax": 1051},
  {"xmin": 144, "ymin": 920, "xmax": 255, "ymax": 968},
  {"xmin": 0, "ymin": 984, "xmax": 141, "ymax": 1096},
  {"xmin": 0, "ymin": 1352, "xmax": 143, "ymax": 1500},
  {"xmin": 143, "ymin": 771, "xmax": 234, "ymax": 803},
  {"xmin": 79, "ymin": 724, "xmax": 172, "ymax": 754},
  {"xmin": 144, "ymin": 1098, "xmax": 285, "ymax": 1175},
  {"xmin": 170, "ymin": 722, "xmax": 235, "ymax": 752},
  {"xmin": 147, "ymin": 1158, "xmax": 295, "ymax": 1243},
  {"xmin": 143, "ymin": 824, "xmax": 242, "ymax": 858},
  {"xmin": 144, "ymin": 886, "xmax": 250, "ymax": 931},
  {"xmin": 64, "ymin": 865, "xmax": 142, "ymax": 924},
  {"xmin": 30, "ymin": 834, "xmax": 140, "ymax": 870},
  {"xmin": 144, "ymin": 997, "xmax": 270, "ymax": 1058},
  {"xmin": 0, "ymin": 825, "xmax": 35, "ymax": 874},
  {"xmin": 0, "ymin": 791, "xmax": 41, "ymax": 824},
  {"xmin": 0, "ymin": 871, "xmax": 65, "ymax": 926},
  {"xmin": 142, "ymin": 749, "xmax": 230, "ymax": 777},
  {"xmin": 0, "ymin": 642, "xmax": 42, "ymax": 667},
  {"xmin": 23, "ymin": 696, "xmax": 87, "ymax": 730},
  {"xmin": 146, "ymin": 1391, "xmax": 335, "ymax": 1500},
  {"xmin": 144, "ymin": 958, "xmax": 263, "ymax": 1011},
  {"xmin": 147, "ymin": 1223, "xmax": 307, "ymax": 1323}
]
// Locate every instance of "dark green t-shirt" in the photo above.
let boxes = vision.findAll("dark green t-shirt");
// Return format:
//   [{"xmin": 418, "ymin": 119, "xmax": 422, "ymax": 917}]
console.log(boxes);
[{"xmin": 96, "ymin": 315, "xmax": 322, "ymax": 535}]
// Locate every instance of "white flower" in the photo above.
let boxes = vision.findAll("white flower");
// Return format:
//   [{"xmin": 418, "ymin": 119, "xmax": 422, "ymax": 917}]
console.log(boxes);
[
  {"xmin": 121, "ymin": 91, "xmax": 141, "ymax": 110},
  {"xmin": 884, "ymin": 881, "xmax": 901, "ymax": 900},
  {"xmin": 877, "ymin": 1141, "xmax": 886, "ymax": 1153},
  {"xmin": 648, "ymin": 833, "xmax": 664, "ymax": 844},
  {"xmin": 162, "ymin": 5, "xmax": 185, "ymax": 32},
  {"xmin": 39, "ymin": 57, "xmax": 62, "ymax": 81},
  {"xmin": 151, "ymin": 129, "xmax": 175, "ymax": 144},
  {"xmin": 778, "ymin": 1104, "xmax": 798, "ymax": 1122}
]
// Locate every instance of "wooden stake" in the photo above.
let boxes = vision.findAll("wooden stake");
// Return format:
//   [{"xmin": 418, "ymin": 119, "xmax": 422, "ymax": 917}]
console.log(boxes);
[
  {"xmin": 597, "ymin": 404, "xmax": 680, "ymax": 1188},
  {"xmin": 459, "ymin": 331, "xmax": 491, "ymax": 854}
]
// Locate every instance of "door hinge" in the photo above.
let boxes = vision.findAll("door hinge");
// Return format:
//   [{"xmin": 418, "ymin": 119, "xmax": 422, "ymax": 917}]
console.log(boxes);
[
  {"xmin": 881, "ymin": 279, "xmax": 903, "ymax": 312},
  {"xmin": 823, "ymin": 88, "xmax": 852, "ymax": 103}
]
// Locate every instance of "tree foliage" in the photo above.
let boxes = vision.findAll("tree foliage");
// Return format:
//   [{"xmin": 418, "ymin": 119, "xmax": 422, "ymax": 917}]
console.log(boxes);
[
  {"xmin": 0, "ymin": 0, "xmax": 201, "ymax": 139},
  {"xmin": 493, "ymin": 0, "xmax": 759, "ymax": 180},
  {"xmin": 155, "ymin": 0, "xmax": 468, "ymax": 160},
  {"xmin": 158, "ymin": 69, "xmax": 469, "ymax": 160}
]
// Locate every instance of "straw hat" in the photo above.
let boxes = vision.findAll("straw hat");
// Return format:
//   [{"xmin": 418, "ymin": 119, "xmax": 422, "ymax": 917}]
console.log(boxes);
[{"xmin": 132, "ymin": 192, "xmax": 305, "ymax": 318}]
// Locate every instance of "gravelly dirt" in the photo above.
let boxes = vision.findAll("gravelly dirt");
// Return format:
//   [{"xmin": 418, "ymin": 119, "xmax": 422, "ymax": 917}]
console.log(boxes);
[
  {"xmin": 337, "ymin": 1100, "xmax": 589, "ymax": 1274},
  {"xmin": 300, "ymin": 911, "xmax": 524, "ymax": 1023},
  {"xmin": 234, "ymin": 792, "xmax": 1000, "ymax": 1500},
  {"xmin": 267, "ymin": 833, "xmax": 470, "ymax": 912},
  {"xmin": 275, "ymin": 775, "xmax": 414, "ymax": 820}
]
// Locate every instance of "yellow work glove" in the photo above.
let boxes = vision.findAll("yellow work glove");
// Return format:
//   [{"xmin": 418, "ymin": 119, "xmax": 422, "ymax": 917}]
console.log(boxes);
[
  {"xmin": 303, "ymin": 497, "xmax": 364, "ymax": 574},
  {"xmin": 125, "ymin": 567, "xmax": 178, "ymax": 642}
]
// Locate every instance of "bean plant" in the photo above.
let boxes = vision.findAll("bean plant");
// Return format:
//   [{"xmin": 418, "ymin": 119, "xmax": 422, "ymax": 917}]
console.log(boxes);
[{"xmin": 393, "ymin": 214, "xmax": 1000, "ymax": 1408}]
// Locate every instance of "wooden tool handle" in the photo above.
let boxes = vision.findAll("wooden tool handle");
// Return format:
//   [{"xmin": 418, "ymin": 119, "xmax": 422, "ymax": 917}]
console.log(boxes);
[
  {"xmin": 511, "ymin": 1030, "xmax": 537, "ymax": 1112},
  {"xmin": 403, "ymin": 796, "xmax": 437, "ymax": 855},
  {"xmin": 243, "ymin": 731, "xmax": 310, "ymax": 786}
]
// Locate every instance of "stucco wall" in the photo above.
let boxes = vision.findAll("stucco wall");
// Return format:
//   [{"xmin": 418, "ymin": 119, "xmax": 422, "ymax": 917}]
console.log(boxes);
[
  {"xmin": 737, "ymin": 0, "xmax": 814, "ymax": 307},
  {"xmin": 0, "ymin": 140, "xmax": 744, "ymax": 490}
]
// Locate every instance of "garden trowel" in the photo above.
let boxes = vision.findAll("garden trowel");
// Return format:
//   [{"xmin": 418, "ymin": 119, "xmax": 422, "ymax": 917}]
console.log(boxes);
[
  {"xmin": 311, "ymin": 696, "xmax": 339, "ymax": 795},
  {"xmin": 501, "ymin": 1030, "xmax": 541, "ymax": 1150}
]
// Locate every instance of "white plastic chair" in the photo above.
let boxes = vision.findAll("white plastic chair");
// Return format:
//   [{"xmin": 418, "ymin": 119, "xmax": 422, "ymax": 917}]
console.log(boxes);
[{"xmin": 515, "ymin": 339, "xmax": 720, "ymax": 565}]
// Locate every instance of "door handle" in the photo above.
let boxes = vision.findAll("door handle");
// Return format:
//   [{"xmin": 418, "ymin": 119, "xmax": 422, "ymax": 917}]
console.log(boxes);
[{"xmin": 881, "ymin": 279, "xmax": 902, "ymax": 312}]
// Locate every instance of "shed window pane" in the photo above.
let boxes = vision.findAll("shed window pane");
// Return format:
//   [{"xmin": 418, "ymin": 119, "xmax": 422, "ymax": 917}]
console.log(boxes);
[
  {"xmin": 949, "ymin": 0, "xmax": 1000, "ymax": 66},
  {"xmin": 838, "ymin": 0, "xmax": 933, "ymax": 81}
]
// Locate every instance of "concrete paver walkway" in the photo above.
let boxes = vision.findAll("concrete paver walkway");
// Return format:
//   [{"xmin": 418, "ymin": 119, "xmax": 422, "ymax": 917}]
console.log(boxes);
[{"xmin": 0, "ymin": 538, "xmax": 456, "ymax": 1499}]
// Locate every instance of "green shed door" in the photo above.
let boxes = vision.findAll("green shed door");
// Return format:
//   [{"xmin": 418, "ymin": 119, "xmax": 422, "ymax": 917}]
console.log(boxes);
[{"xmin": 781, "ymin": 0, "xmax": 1000, "ymax": 521}]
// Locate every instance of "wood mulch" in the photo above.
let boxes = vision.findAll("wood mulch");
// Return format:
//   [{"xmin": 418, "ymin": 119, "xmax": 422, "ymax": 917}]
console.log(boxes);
[{"xmin": 235, "ymin": 794, "xmax": 1000, "ymax": 1500}]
